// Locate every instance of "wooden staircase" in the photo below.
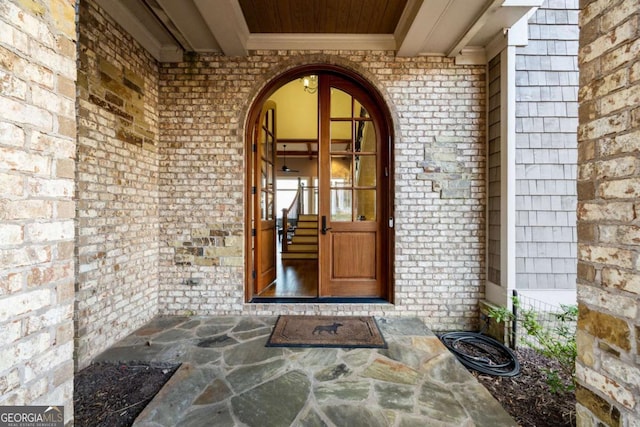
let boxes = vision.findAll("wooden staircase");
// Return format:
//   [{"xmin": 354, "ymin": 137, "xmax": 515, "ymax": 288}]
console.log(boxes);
[{"xmin": 281, "ymin": 214, "xmax": 318, "ymax": 260}]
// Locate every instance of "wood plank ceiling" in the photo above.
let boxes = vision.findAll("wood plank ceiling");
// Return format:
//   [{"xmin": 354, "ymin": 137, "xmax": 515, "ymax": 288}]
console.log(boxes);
[{"xmin": 238, "ymin": 0, "xmax": 408, "ymax": 34}]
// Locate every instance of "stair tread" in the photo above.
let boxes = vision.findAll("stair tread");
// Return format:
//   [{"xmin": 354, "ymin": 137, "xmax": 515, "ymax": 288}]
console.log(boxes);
[
  {"xmin": 294, "ymin": 228, "xmax": 317, "ymax": 235},
  {"xmin": 281, "ymin": 253, "xmax": 318, "ymax": 259},
  {"xmin": 297, "ymin": 222, "xmax": 317, "ymax": 228},
  {"xmin": 292, "ymin": 237, "xmax": 317, "ymax": 243}
]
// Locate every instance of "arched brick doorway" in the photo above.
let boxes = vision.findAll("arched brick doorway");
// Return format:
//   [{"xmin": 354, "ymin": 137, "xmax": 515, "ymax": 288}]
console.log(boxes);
[{"xmin": 245, "ymin": 65, "xmax": 394, "ymax": 302}]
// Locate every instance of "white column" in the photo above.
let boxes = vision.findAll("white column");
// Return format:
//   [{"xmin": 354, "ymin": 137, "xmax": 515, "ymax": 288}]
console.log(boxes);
[{"xmin": 485, "ymin": 14, "xmax": 531, "ymax": 308}]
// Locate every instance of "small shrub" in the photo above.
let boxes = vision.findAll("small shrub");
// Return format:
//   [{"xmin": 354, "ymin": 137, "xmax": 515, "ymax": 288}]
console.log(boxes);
[{"xmin": 488, "ymin": 298, "xmax": 577, "ymax": 393}]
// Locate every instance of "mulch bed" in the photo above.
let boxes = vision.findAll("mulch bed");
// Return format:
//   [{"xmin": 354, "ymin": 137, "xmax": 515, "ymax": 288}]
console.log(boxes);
[
  {"xmin": 472, "ymin": 347, "xmax": 576, "ymax": 427},
  {"xmin": 73, "ymin": 363, "xmax": 178, "ymax": 427}
]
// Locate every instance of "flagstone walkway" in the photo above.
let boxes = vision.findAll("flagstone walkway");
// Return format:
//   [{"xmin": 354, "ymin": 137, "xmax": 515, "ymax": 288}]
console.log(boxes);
[{"xmin": 94, "ymin": 316, "xmax": 516, "ymax": 427}]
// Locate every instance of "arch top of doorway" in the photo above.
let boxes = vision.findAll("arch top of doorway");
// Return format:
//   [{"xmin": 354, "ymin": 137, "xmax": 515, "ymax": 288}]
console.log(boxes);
[{"xmin": 242, "ymin": 55, "xmax": 399, "ymax": 138}]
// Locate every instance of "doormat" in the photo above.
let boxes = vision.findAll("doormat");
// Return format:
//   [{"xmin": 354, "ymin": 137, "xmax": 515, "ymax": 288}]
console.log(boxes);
[{"xmin": 266, "ymin": 315, "xmax": 387, "ymax": 348}]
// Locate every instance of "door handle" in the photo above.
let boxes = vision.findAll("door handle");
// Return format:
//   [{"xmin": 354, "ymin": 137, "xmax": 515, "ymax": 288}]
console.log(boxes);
[{"xmin": 321, "ymin": 216, "xmax": 332, "ymax": 235}]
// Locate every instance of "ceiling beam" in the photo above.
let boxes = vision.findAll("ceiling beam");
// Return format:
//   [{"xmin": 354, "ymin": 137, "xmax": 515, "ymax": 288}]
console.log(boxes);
[
  {"xmin": 454, "ymin": 47, "xmax": 487, "ymax": 65},
  {"xmin": 396, "ymin": 0, "xmax": 453, "ymax": 57},
  {"xmin": 101, "ymin": 0, "xmax": 183, "ymax": 62},
  {"xmin": 193, "ymin": 0, "xmax": 249, "ymax": 56},
  {"xmin": 446, "ymin": 0, "xmax": 503, "ymax": 58},
  {"xmin": 153, "ymin": 0, "xmax": 220, "ymax": 52},
  {"xmin": 277, "ymin": 151, "xmax": 318, "ymax": 157}
]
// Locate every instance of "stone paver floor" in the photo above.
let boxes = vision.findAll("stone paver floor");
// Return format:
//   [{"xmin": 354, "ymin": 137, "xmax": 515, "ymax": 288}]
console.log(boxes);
[{"xmin": 94, "ymin": 316, "xmax": 516, "ymax": 427}]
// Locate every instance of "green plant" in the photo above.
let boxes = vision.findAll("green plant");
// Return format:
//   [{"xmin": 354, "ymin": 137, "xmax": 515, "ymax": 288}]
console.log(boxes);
[
  {"xmin": 487, "ymin": 298, "xmax": 517, "ymax": 324},
  {"xmin": 488, "ymin": 299, "xmax": 577, "ymax": 394}
]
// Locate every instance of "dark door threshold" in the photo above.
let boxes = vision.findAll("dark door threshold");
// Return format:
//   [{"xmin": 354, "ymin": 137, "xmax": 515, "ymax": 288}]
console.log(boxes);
[{"xmin": 250, "ymin": 297, "xmax": 390, "ymax": 304}]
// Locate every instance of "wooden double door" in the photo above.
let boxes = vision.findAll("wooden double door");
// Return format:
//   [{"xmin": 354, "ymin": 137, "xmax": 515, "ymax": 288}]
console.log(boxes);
[{"xmin": 250, "ymin": 71, "xmax": 392, "ymax": 299}]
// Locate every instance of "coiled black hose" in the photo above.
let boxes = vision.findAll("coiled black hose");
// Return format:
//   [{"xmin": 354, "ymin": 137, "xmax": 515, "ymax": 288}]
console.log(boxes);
[{"xmin": 439, "ymin": 331, "xmax": 521, "ymax": 377}]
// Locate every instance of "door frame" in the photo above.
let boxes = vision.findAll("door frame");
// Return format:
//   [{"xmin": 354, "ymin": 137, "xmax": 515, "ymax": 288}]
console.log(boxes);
[{"xmin": 244, "ymin": 64, "xmax": 395, "ymax": 303}]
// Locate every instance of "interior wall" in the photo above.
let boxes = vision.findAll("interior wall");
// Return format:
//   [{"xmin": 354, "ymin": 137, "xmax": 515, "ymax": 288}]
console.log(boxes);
[
  {"xmin": 268, "ymin": 79, "xmax": 318, "ymax": 140},
  {"xmin": 159, "ymin": 53, "xmax": 487, "ymax": 331},
  {"xmin": 75, "ymin": 0, "xmax": 161, "ymax": 368}
]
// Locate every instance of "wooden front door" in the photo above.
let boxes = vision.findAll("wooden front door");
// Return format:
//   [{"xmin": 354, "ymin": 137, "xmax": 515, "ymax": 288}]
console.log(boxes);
[
  {"xmin": 318, "ymin": 75, "xmax": 389, "ymax": 297},
  {"xmin": 253, "ymin": 101, "xmax": 277, "ymax": 293}
]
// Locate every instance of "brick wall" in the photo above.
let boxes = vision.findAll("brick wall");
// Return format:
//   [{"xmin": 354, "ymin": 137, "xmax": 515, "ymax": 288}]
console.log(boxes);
[
  {"xmin": 576, "ymin": 1, "xmax": 640, "ymax": 425},
  {"xmin": 159, "ymin": 54, "xmax": 486, "ymax": 331},
  {"xmin": 0, "ymin": 0, "xmax": 76, "ymax": 422},
  {"xmin": 75, "ymin": 0, "xmax": 160, "ymax": 368},
  {"xmin": 515, "ymin": 0, "xmax": 579, "ymax": 291}
]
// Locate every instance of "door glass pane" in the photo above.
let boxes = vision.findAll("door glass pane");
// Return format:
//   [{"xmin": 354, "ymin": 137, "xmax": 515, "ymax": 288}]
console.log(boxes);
[
  {"xmin": 331, "ymin": 88, "xmax": 351, "ymax": 118},
  {"xmin": 267, "ymin": 164, "xmax": 273, "ymax": 186},
  {"xmin": 261, "ymin": 137, "xmax": 267, "ymax": 159},
  {"xmin": 331, "ymin": 189, "xmax": 352, "ymax": 221},
  {"xmin": 266, "ymin": 109, "xmax": 273, "ymax": 128},
  {"xmin": 266, "ymin": 191, "xmax": 273, "ymax": 220},
  {"xmin": 261, "ymin": 127, "xmax": 272, "ymax": 158},
  {"xmin": 354, "ymin": 155, "xmax": 376, "ymax": 187},
  {"xmin": 354, "ymin": 189, "xmax": 376, "ymax": 221},
  {"xmin": 269, "ymin": 136, "xmax": 274, "ymax": 158},
  {"xmin": 331, "ymin": 155, "xmax": 352, "ymax": 187},
  {"xmin": 330, "ymin": 121, "xmax": 352, "ymax": 152},
  {"xmin": 261, "ymin": 159, "xmax": 267, "ymax": 188},
  {"xmin": 266, "ymin": 157, "xmax": 273, "ymax": 219},
  {"xmin": 356, "ymin": 121, "xmax": 376, "ymax": 153},
  {"xmin": 261, "ymin": 191, "xmax": 267, "ymax": 219},
  {"xmin": 354, "ymin": 99, "xmax": 369, "ymax": 118}
]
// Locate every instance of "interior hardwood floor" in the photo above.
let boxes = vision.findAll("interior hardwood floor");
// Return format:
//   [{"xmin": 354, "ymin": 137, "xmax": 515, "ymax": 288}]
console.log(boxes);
[{"xmin": 259, "ymin": 256, "xmax": 318, "ymax": 297}]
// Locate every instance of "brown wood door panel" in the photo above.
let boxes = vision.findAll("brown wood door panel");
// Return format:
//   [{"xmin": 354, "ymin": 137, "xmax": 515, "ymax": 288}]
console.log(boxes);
[
  {"xmin": 331, "ymin": 232, "xmax": 376, "ymax": 279},
  {"xmin": 259, "ymin": 224, "xmax": 276, "ymax": 286},
  {"xmin": 324, "ymin": 281, "xmax": 383, "ymax": 297}
]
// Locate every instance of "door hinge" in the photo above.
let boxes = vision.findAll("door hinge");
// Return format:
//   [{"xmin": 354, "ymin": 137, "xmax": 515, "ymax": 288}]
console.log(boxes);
[
  {"xmin": 251, "ymin": 228, "xmax": 256, "ymax": 236},
  {"xmin": 251, "ymin": 186, "xmax": 256, "ymax": 195},
  {"xmin": 252, "ymin": 143, "xmax": 257, "ymax": 152},
  {"xmin": 252, "ymin": 270, "xmax": 256, "ymax": 279}
]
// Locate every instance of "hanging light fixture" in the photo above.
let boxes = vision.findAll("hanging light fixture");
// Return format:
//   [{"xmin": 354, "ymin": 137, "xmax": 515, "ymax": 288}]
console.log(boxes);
[
  {"xmin": 300, "ymin": 75, "xmax": 318, "ymax": 94},
  {"xmin": 281, "ymin": 144, "xmax": 299, "ymax": 173}
]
